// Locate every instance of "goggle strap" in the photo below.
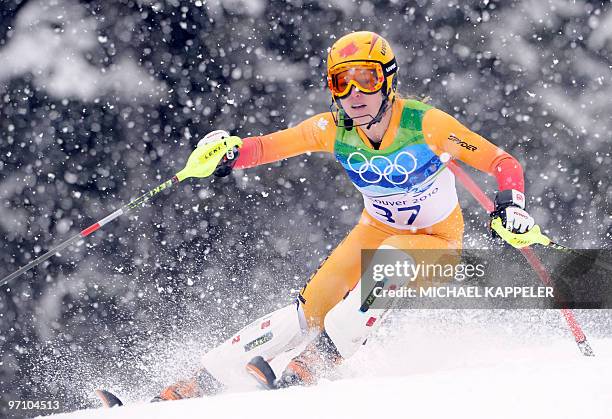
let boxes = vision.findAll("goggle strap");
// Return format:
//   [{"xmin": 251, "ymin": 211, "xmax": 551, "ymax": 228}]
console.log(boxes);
[{"xmin": 382, "ymin": 57, "xmax": 398, "ymax": 77}]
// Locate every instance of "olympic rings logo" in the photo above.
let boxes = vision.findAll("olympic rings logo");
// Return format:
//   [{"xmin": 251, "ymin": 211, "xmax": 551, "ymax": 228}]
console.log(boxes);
[{"xmin": 346, "ymin": 151, "xmax": 418, "ymax": 185}]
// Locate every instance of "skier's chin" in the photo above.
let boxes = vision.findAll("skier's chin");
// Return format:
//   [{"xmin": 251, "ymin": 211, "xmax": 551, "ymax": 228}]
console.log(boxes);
[{"xmin": 346, "ymin": 112, "xmax": 373, "ymax": 121}]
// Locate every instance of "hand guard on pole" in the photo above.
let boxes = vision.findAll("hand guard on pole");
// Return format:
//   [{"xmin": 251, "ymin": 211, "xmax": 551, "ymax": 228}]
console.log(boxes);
[
  {"xmin": 176, "ymin": 130, "xmax": 243, "ymax": 181},
  {"xmin": 490, "ymin": 218, "xmax": 551, "ymax": 249}
]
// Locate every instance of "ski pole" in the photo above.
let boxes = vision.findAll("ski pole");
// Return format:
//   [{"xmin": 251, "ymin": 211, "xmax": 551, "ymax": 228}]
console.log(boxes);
[
  {"xmin": 0, "ymin": 135, "xmax": 242, "ymax": 288},
  {"xmin": 447, "ymin": 159, "xmax": 595, "ymax": 357},
  {"xmin": 489, "ymin": 217, "xmax": 612, "ymax": 273},
  {"xmin": 545, "ymin": 242, "xmax": 612, "ymax": 275},
  {"xmin": 0, "ymin": 177, "xmax": 179, "ymax": 288}
]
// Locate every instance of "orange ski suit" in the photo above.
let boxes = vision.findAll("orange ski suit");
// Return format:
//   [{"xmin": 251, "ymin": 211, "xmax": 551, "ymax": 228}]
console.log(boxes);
[{"xmin": 234, "ymin": 98, "xmax": 524, "ymax": 329}]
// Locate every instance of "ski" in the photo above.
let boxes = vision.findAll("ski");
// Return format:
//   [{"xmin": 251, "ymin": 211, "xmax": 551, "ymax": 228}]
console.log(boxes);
[
  {"xmin": 246, "ymin": 356, "xmax": 279, "ymax": 390},
  {"xmin": 95, "ymin": 389, "xmax": 124, "ymax": 408}
]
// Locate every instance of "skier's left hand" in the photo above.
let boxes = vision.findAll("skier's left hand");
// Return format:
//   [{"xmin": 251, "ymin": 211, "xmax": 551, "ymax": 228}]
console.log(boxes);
[{"xmin": 490, "ymin": 189, "xmax": 535, "ymax": 235}]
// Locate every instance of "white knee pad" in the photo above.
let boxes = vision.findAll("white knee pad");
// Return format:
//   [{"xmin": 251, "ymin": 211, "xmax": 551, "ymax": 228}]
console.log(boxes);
[
  {"xmin": 324, "ymin": 245, "xmax": 414, "ymax": 359},
  {"xmin": 201, "ymin": 302, "xmax": 308, "ymax": 388}
]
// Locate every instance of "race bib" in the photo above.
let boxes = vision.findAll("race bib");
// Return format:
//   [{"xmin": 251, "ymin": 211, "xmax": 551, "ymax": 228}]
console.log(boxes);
[{"xmin": 363, "ymin": 168, "xmax": 458, "ymax": 229}]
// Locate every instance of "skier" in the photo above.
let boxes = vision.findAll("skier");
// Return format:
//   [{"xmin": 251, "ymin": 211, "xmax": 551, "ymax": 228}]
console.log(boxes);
[{"xmin": 99, "ymin": 31, "xmax": 537, "ymax": 406}]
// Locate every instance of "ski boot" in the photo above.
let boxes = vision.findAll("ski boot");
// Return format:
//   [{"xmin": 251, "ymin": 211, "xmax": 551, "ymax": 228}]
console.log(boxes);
[
  {"xmin": 246, "ymin": 330, "xmax": 342, "ymax": 389},
  {"xmin": 151, "ymin": 367, "xmax": 224, "ymax": 402}
]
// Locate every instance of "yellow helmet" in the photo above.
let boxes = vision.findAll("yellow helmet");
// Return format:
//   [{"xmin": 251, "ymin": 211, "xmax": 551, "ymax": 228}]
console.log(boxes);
[{"xmin": 327, "ymin": 31, "xmax": 398, "ymax": 102}]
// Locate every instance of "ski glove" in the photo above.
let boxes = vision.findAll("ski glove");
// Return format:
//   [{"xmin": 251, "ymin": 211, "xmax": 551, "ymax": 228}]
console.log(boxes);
[
  {"xmin": 490, "ymin": 189, "xmax": 535, "ymax": 234},
  {"xmin": 177, "ymin": 130, "xmax": 242, "ymax": 180},
  {"xmin": 489, "ymin": 189, "xmax": 551, "ymax": 249}
]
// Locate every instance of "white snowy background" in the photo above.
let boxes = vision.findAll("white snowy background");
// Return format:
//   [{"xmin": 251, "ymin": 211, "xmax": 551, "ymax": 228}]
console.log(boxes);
[{"xmin": 0, "ymin": 0, "xmax": 610, "ymax": 417}]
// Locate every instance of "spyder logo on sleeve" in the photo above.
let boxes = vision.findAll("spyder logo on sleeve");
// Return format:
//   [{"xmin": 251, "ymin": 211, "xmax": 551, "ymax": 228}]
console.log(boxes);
[{"xmin": 448, "ymin": 134, "xmax": 477, "ymax": 152}]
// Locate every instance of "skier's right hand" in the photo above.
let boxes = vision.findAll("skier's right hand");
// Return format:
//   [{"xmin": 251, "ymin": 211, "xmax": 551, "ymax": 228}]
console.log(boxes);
[
  {"xmin": 197, "ymin": 130, "xmax": 243, "ymax": 177},
  {"xmin": 178, "ymin": 130, "xmax": 243, "ymax": 180}
]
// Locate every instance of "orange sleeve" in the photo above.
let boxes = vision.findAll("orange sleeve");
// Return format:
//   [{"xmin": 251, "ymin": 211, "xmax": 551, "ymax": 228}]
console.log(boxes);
[
  {"xmin": 422, "ymin": 108, "xmax": 524, "ymax": 192},
  {"xmin": 234, "ymin": 113, "xmax": 336, "ymax": 169}
]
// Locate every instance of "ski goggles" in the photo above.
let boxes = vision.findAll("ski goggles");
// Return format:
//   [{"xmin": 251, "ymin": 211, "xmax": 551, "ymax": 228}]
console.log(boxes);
[{"xmin": 327, "ymin": 59, "xmax": 397, "ymax": 98}]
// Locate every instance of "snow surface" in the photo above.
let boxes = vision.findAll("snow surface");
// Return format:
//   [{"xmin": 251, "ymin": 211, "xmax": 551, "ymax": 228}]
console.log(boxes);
[{"xmin": 43, "ymin": 310, "xmax": 612, "ymax": 419}]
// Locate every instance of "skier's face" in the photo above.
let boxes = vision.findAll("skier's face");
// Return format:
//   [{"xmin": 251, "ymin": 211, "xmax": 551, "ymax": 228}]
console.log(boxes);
[{"xmin": 339, "ymin": 88, "xmax": 384, "ymax": 123}]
